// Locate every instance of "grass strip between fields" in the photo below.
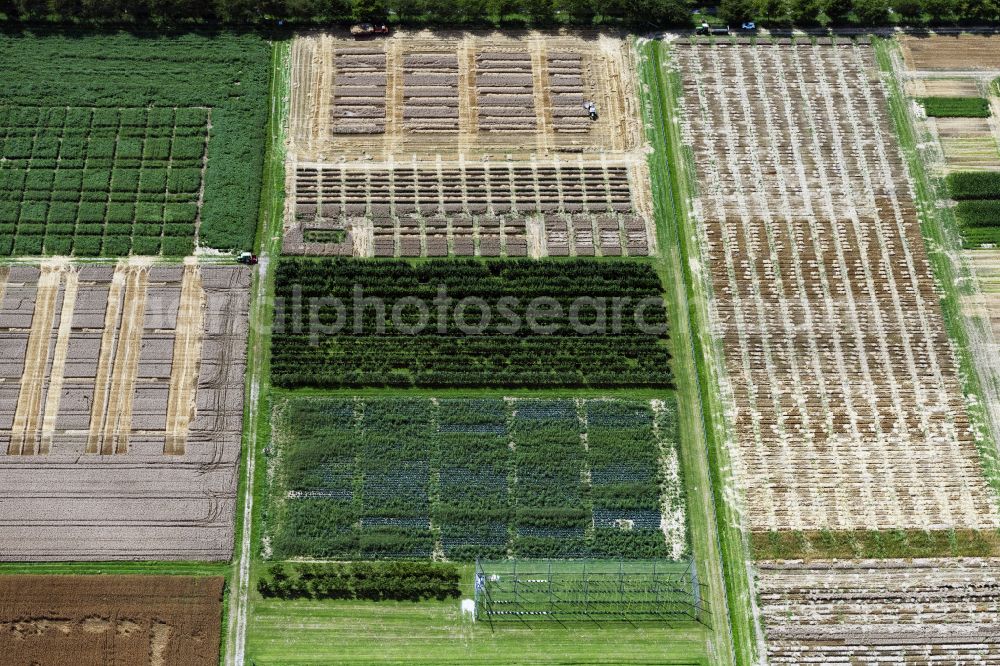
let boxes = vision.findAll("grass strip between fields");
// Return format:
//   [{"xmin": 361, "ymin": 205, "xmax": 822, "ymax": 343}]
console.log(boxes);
[
  {"xmin": 638, "ymin": 38, "xmax": 759, "ymax": 666},
  {"xmin": 225, "ymin": 37, "xmax": 291, "ymax": 666}
]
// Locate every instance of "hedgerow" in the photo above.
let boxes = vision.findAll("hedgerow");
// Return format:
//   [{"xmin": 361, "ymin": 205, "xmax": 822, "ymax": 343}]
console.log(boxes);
[
  {"xmin": 920, "ymin": 97, "xmax": 991, "ymax": 118},
  {"xmin": 257, "ymin": 562, "xmax": 462, "ymax": 602},
  {"xmin": 271, "ymin": 259, "xmax": 673, "ymax": 389},
  {"xmin": 0, "ymin": 31, "xmax": 269, "ymax": 256},
  {"xmin": 947, "ymin": 172, "xmax": 1000, "ymax": 200}
]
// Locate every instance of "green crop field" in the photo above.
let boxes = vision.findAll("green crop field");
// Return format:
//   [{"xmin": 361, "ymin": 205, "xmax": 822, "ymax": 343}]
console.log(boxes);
[
  {"xmin": 0, "ymin": 31, "xmax": 269, "ymax": 256},
  {"xmin": 920, "ymin": 96, "xmax": 992, "ymax": 118},
  {"xmin": 265, "ymin": 396, "xmax": 688, "ymax": 562},
  {"xmin": 271, "ymin": 258, "xmax": 673, "ymax": 388}
]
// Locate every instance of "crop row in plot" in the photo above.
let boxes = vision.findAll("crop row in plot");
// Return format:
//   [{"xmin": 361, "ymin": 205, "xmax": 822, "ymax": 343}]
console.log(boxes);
[
  {"xmin": 268, "ymin": 396, "xmax": 687, "ymax": 561},
  {"xmin": 756, "ymin": 559, "xmax": 1000, "ymax": 663},
  {"xmin": 270, "ymin": 258, "xmax": 672, "ymax": 388},
  {"xmin": 0, "ymin": 32, "xmax": 270, "ymax": 253}
]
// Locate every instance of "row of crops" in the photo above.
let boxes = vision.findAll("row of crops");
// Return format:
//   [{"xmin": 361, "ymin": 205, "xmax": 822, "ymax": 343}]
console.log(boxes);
[
  {"xmin": 268, "ymin": 397, "xmax": 688, "ymax": 561},
  {"xmin": 947, "ymin": 172, "xmax": 1000, "ymax": 246},
  {"xmin": 271, "ymin": 258, "xmax": 673, "ymax": 388},
  {"xmin": 0, "ymin": 31, "xmax": 270, "ymax": 255},
  {"xmin": 920, "ymin": 96, "xmax": 991, "ymax": 118}
]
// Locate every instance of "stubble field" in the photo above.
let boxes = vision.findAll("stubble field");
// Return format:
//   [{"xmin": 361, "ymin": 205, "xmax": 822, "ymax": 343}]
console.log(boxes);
[
  {"xmin": 673, "ymin": 37, "xmax": 998, "ymax": 533},
  {"xmin": 0, "ymin": 264, "xmax": 249, "ymax": 560}
]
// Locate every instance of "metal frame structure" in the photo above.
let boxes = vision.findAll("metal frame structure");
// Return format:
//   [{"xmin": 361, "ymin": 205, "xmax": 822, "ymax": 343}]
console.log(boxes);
[{"xmin": 474, "ymin": 559, "xmax": 710, "ymax": 628}]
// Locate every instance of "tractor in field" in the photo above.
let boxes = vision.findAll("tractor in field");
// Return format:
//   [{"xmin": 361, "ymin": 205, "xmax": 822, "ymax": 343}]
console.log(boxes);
[{"xmin": 350, "ymin": 23, "xmax": 390, "ymax": 39}]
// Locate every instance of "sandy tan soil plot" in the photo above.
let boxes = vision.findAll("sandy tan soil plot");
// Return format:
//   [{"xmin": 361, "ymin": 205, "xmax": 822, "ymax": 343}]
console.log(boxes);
[
  {"xmin": 673, "ymin": 39, "xmax": 998, "ymax": 532},
  {"xmin": 0, "ymin": 263, "xmax": 249, "ymax": 560},
  {"xmin": 284, "ymin": 30, "xmax": 655, "ymax": 258},
  {"xmin": 756, "ymin": 558, "xmax": 1000, "ymax": 663},
  {"xmin": 0, "ymin": 575, "xmax": 223, "ymax": 666},
  {"xmin": 902, "ymin": 34, "xmax": 1000, "ymax": 71}
]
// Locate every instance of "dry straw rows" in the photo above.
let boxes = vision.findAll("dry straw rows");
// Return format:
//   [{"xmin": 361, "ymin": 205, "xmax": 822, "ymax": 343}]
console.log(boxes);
[
  {"xmin": 674, "ymin": 39, "xmax": 998, "ymax": 532},
  {"xmin": 0, "ymin": 264, "xmax": 248, "ymax": 560},
  {"xmin": 756, "ymin": 558, "xmax": 1000, "ymax": 663}
]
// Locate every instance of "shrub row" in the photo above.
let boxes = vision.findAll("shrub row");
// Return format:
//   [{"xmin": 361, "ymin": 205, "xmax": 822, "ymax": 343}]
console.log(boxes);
[{"xmin": 257, "ymin": 562, "xmax": 462, "ymax": 602}]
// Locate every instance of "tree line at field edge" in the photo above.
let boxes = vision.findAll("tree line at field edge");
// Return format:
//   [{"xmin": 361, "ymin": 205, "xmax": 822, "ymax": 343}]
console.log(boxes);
[{"xmin": 1, "ymin": 0, "xmax": 998, "ymax": 29}]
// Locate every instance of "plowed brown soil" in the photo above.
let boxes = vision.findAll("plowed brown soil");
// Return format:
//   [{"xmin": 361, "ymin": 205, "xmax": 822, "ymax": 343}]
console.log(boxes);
[{"xmin": 0, "ymin": 575, "xmax": 223, "ymax": 666}]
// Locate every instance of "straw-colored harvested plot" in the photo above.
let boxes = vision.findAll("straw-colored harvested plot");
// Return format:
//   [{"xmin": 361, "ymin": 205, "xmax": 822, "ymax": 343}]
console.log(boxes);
[
  {"xmin": 756, "ymin": 559, "xmax": 1000, "ymax": 663},
  {"xmin": 0, "ymin": 263, "xmax": 249, "ymax": 560},
  {"xmin": 284, "ymin": 31, "xmax": 655, "ymax": 258},
  {"xmin": 674, "ymin": 39, "xmax": 998, "ymax": 532}
]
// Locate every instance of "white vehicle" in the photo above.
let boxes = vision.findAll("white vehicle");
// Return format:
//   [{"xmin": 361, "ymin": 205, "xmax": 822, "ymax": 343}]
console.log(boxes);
[{"xmin": 741, "ymin": 21, "xmax": 757, "ymax": 31}]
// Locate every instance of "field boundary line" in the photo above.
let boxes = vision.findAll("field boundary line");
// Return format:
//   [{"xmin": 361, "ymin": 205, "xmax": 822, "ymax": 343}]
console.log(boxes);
[
  {"xmin": 227, "ymin": 38, "xmax": 290, "ymax": 666},
  {"xmin": 638, "ymin": 38, "xmax": 761, "ymax": 666}
]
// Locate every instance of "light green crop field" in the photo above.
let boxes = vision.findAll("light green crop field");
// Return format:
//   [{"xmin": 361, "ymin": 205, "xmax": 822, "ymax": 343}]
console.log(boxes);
[{"xmin": 247, "ymin": 597, "xmax": 711, "ymax": 666}]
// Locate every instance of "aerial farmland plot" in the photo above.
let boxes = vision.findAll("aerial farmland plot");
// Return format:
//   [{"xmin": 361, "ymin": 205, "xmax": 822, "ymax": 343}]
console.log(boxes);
[
  {"xmin": 0, "ymin": 575, "xmax": 224, "ymax": 665},
  {"xmin": 0, "ymin": 263, "xmax": 249, "ymax": 560},
  {"xmin": 283, "ymin": 30, "xmax": 655, "ymax": 259},
  {"xmin": 0, "ymin": 32, "xmax": 269, "ymax": 255},
  {"xmin": 265, "ymin": 396, "xmax": 687, "ymax": 561},
  {"xmin": 672, "ymin": 36, "xmax": 998, "ymax": 534}
]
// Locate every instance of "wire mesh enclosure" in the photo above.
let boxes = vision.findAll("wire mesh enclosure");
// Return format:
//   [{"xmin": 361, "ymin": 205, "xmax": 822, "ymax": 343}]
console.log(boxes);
[{"xmin": 474, "ymin": 559, "xmax": 709, "ymax": 626}]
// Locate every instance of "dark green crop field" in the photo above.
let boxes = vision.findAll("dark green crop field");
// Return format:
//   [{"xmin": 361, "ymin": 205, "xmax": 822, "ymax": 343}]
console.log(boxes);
[
  {"xmin": 0, "ymin": 31, "xmax": 269, "ymax": 256},
  {"xmin": 271, "ymin": 258, "xmax": 673, "ymax": 389}
]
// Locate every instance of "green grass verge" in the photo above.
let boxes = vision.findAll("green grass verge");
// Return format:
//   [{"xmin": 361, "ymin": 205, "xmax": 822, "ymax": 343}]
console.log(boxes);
[
  {"xmin": 875, "ymin": 37, "xmax": 1000, "ymax": 499},
  {"xmin": 751, "ymin": 528, "xmax": 1000, "ymax": 560},
  {"xmin": 920, "ymin": 96, "xmax": 991, "ymax": 117},
  {"xmin": 638, "ymin": 38, "xmax": 756, "ymax": 666}
]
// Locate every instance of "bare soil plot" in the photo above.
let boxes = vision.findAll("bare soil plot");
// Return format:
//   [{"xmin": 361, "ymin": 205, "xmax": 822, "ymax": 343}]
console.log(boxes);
[
  {"xmin": 0, "ymin": 575, "xmax": 223, "ymax": 666},
  {"xmin": 902, "ymin": 34, "xmax": 1000, "ymax": 71},
  {"xmin": 0, "ymin": 263, "xmax": 249, "ymax": 560},
  {"xmin": 900, "ymin": 39, "xmax": 1000, "ymax": 172},
  {"xmin": 673, "ymin": 39, "xmax": 998, "ymax": 532},
  {"xmin": 756, "ymin": 558, "xmax": 1000, "ymax": 663},
  {"xmin": 284, "ymin": 31, "xmax": 655, "ymax": 258}
]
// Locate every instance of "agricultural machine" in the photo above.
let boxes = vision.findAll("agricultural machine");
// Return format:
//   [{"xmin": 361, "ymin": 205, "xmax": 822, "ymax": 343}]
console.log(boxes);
[
  {"xmin": 350, "ymin": 23, "xmax": 390, "ymax": 39},
  {"xmin": 237, "ymin": 251, "xmax": 258, "ymax": 266}
]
